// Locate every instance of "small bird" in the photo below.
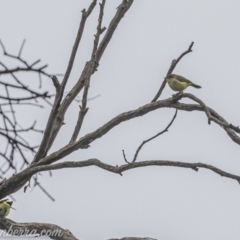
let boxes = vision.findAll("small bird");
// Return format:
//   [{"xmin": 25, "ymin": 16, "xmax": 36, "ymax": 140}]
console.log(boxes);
[
  {"xmin": 166, "ymin": 74, "xmax": 201, "ymax": 92},
  {"xmin": 0, "ymin": 199, "xmax": 15, "ymax": 217}
]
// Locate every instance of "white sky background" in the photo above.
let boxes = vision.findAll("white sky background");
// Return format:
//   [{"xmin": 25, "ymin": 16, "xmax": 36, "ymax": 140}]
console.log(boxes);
[{"xmin": 1, "ymin": 0, "xmax": 240, "ymax": 240}]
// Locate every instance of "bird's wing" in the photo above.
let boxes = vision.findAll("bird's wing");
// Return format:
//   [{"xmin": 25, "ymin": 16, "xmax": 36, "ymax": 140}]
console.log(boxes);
[{"xmin": 176, "ymin": 75, "xmax": 193, "ymax": 84}]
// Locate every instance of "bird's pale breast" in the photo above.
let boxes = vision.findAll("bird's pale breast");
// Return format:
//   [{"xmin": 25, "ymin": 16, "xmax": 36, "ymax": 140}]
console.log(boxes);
[{"xmin": 168, "ymin": 78, "xmax": 189, "ymax": 91}]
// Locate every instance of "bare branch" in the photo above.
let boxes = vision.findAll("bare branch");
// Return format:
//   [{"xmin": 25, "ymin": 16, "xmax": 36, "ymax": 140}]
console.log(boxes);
[
  {"xmin": 0, "ymin": 39, "xmax": 7, "ymax": 53},
  {"xmin": 50, "ymin": 76, "xmax": 60, "ymax": 91},
  {"xmin": 33, "ymin": 0, "xmax": 98, "ymax": 163},
  {"xmin": 175, "ymin": 93, "xmax": 240, "ymax": 133},
  {"xmin": 32, "ymin": 159, "xmax": 240, "ymax": 184},
  {"xmin": 132, "ymin": 109, "xmax": 178, "ymax": 162},
  {"xmin": 0, "ymin": 102, "xmax": 44, "ymax": 108},
  {"xmin": 0, "ymin": 95, "xmax": 51, "ymax": 101},
  {"xmin": 70, "ymin": 106, "xmax": 88, "ymax": 143},
  {"xmin": 0, "ymin": 218, "xmax": 78, "ymax": 240},
  {"xmin": 60, "ymin": 0, "xmax": 135, "ymax": 112},
  {"xmin": 0, "ymin": 39, "xmax": 28, "ymax": 67},
  {"xmin": 0, "ymin": 67, "xmax": 49, "ymax": 76},
  {"xmin": 95, "ymin": 0, "xmax": 134, "ymax": 63},
  {"xmin": 38, "ymin": 93, "xmax": 240, "ymax": 166},
  {"xmin": 0, "ymin": 40, "xmax": 53, "ymax": 181},
  {"xmin": 70, "ymin": 0, "xmax": 106, "ymax": 143},
  {"xmin": 151, "ymin": 41, "xmax": 194, "ymax": 102},
  {"xmin": 18, "ymin": 39, "xmax": 26, "ymax": 58},
  {"xmin": 0, "ymin": 39, "xmax": 53, "ymax": 77},
  {"xmin": 122, "ymin": 149, "xmax": 130, "ymax": 164},
  {"xmin": 32, "ymin": 0, "xmax": 135, "ymax": 164},
  {"xmin": 0, "ymin": 85, "xmax": 239, "ymax": 199},
  {"xmin": 33, "ymin": 176, "xmax": 55, "ymax": 202},
  {"xmin": 30, "ymin": 59, "xmax": 41, "ymax": 67},
  {"xmin": 0, "ymin": 81, "xmax": 31, "ymax": 90},
  {"xmin": 0, "ymin": 78, "xmax": 52, "ymax": 100},
  {"xmin": 2, "ymin": 157, "xmax": 240, "ymax": 199},
  {"xmin": 0, "ymin": 131, "xmax": 38, "ymax": 151},
  {"xmin": 0, "ymin": 120, "xmax": 42, "ymax": 133},
  {"xmin": 61, "ymin": 0, "xmax": 97, "ymax": 92},
  {"xmin": 229, "ymin": 124, "xmax": 240, "ymax": 134}
]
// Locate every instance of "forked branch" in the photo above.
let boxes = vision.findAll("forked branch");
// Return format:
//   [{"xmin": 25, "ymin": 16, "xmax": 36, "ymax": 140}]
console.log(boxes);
[
  {"xmin": 70, "ymin": 0, "xmax": 106, "ymax": 143},
  {"xmin": 36, "ymin": 94, "xmax": 240, "ymax": 167},
  {"xmin": 33, "ymin": 0, "xmax": 98, "ymax": 163},
  {"xmin": 132, "ymin": 109, "xmax": 178, "ymax": 162},
  {"xmin": 151, "ymin": 42, "xmax": 194, "ymax": 102}
]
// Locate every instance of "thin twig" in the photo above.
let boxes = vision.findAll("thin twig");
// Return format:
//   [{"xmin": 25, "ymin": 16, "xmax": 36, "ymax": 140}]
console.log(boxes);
[
  {"xmin": 132, "ymin": 109, "xmax": 178, "ymax": 162},
  {"xmin": 70, "ymin": 106, "xmax": 89, "ymax": 143},
  {"xmin": 18, "ymin": 39, "xmax": 26, "ymax": 58},
  {"xmin": 32, "ymin": 0, "xmax": 98, "ymax": 164},
  {"xmin": 34, "ymin": 0, "xmax": 135, "ymax": 166},
  {"xmin": 70, "ymin": 0, "xmax": 106, "ymax": 143},
  {"xmin": 180, "ymin": 93, "xmax": 240, "ymax": 131},
  {"xmin": 33, "ymin": 176, "xmax": 55, "ymax": 202},
  {"xmin": 122, "ymin": 149, "xmax": 130, "ymax": 164},
  {"xmin": 37, "ymin": 93, "xmax": 240, "ymax": 166},
  {"xmin": 151, "ymin": 42, "xmax": 194, "ymax": 102},
  {"xmin": 30, "ymin": 59, "xmax": 40, "ymax": 67},
  {"xmin": 50, "ymin": 75, "xmax": 60, "ymax": 91}
]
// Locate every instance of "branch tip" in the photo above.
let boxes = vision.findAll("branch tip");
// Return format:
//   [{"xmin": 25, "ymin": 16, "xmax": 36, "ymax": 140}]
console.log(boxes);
[
  {"xmin": 122, "ymin": 149, "xmax": 130, "ymax": 164},
  {"xmin": 50, "ymin": 75, "xmax": 60, "ymax": 90},
  {"xmin": 151, "ymin": 41, "xmax": 195, "ymax": 102}
]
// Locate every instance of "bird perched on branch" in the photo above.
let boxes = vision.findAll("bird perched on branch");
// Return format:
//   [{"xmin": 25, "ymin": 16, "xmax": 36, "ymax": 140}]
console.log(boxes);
[
  {"xmin": 166, "ymin": 74, "xmax": 201, "ymax": 92},
  {"xmin": 0, "ymin": 199, "xmax": 15, "ymax": 217}
]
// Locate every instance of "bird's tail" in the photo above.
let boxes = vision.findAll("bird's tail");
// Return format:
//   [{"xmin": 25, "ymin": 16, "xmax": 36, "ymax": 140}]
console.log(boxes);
[{"xmin": 191, "ymin": 83, "xmax": 201, "ymax": 89}]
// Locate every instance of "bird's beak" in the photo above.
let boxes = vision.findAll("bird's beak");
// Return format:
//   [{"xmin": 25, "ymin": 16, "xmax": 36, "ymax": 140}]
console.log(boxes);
[{"xmin": 11, "ymin": 207, "xmax": 16, "ymax": 210}]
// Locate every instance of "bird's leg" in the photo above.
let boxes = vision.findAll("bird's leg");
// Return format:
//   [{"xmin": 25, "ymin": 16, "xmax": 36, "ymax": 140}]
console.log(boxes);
[{"xmin": 171, "ymin": 91, "xmax": 184, "ymax": 103}]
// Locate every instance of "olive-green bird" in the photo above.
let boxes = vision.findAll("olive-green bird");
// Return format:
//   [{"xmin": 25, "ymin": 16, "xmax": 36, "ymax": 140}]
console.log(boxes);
[
  {"xmin": 166, "ymin": 74, "xmax": 201, "ymax": 92},
  {"xmin": 0, "ymin": 199, "xmax": 15, "ymax": 217}
]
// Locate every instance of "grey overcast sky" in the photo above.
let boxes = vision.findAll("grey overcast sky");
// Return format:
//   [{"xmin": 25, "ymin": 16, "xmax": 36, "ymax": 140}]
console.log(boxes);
[{"xmin": 1, "ymin": 1, "xmax": 240, "ymax": 240}]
